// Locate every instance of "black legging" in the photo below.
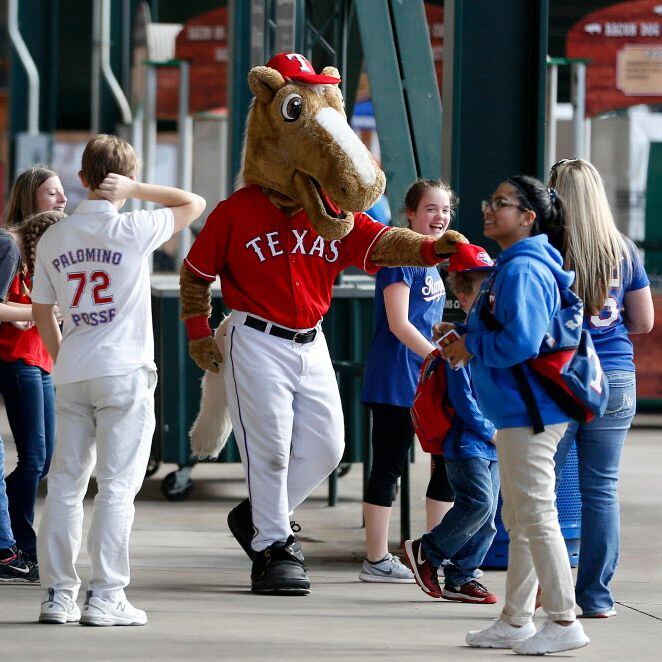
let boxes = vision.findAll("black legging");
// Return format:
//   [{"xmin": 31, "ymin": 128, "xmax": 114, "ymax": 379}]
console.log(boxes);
[
  {"xmin": 364, "ymin": 403, "xmax": 454, "ymax": 507},
  {"xmin": 426, "ymin": 453, "xmax": 454, "ymax": 502}
]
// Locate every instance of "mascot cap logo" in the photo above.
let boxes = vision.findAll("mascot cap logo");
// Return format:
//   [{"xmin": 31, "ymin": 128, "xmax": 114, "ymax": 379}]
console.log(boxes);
[
  {"xmin": 448, "ymin": 243, "xmax": 494, "ymax": 272},
  {"xmin": 266, "ymin": 52, "xmax": 342, "ymax": 85}
]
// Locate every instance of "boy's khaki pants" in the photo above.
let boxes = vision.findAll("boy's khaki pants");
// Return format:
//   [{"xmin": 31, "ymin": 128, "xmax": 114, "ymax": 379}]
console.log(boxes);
[{"xmin": 37, "ymin": 368, "xmax": 157, "ymax": 602}]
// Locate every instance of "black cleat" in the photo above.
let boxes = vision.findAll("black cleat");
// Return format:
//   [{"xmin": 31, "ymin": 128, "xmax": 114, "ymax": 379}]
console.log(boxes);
[
  {"xmin": 227, "ymin": 499, "xmax": 256, "ymax": 560},
  {"xmin": 228, "ymin": 500, "xmax": 305, "ymax": 564},
  {"xmin": 251, "ymin": 536, "xmax": 310, "ymax": 595},
  {"xmin": 0, "ymin": 546, "xmax": 39, "ymax": 584}
]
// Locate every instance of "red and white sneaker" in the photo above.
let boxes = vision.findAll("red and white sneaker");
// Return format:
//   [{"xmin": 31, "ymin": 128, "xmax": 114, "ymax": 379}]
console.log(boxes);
[
  {"xmin": 443, "ymin": 579, "xmax": 498, "ymax": 604},
  {"xmin": 403, "ymin": 538, "xmax": 442, "ymax": 598}
]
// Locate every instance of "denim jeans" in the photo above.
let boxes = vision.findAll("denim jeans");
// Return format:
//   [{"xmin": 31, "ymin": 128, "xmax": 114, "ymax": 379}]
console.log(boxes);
[
  {"xmin": 0, "ymin": 435, "xmax": 16, "ymax": 549},
  {"xmin": 554, "ymin": 370, "xmax": 636, "ymax": 615},
  {"xmin": 0, "ymin": 359, "xmax": 55, "ymax": 558},
  {"xmin": 422, "ymin": 457, "xmax": 499, "ymax": 586}
]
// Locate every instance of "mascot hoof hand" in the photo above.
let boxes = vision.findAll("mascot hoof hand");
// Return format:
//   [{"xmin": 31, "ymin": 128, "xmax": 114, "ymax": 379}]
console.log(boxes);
[
  {"xmin": 189, "ymin": 336, "xmax": 223, "ymax": 373},
  {"xmin": 434, "ymin": 230, "xmax": 469, "ymax": 257}
]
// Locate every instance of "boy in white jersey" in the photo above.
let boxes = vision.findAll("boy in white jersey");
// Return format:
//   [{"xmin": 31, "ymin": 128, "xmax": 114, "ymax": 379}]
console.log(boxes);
[{"xmin": 31, "ymin": 134, "xmax": 205, "ymax": 626}]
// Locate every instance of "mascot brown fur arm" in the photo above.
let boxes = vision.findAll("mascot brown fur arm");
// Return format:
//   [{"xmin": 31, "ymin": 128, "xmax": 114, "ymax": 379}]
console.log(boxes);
[
  {"xmin": 369, "ymin": 227, "xmax": 467, "ymax": 267},
  {"xmin": 180, "ymin": 265, "xmax": 222, "ymax": 372}
]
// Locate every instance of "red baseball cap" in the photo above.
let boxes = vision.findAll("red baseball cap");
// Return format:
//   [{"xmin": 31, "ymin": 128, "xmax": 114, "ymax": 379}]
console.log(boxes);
[
  {"xmin": 448, "ymin": 243, "xmax": 494, "ymax": 272},
  {"xmin": 266, "ymin": 52, "xmax": 341, "ymax": 85}
]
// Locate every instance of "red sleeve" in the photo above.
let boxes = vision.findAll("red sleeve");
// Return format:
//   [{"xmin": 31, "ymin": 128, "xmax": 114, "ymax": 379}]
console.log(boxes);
[
  {"xmin": 184, "ymin": 201, "xmax": 230, "ymax": 281},
  {"xmin": 340, "ymin": 212, "xmax": 391, "ymax": 275}
]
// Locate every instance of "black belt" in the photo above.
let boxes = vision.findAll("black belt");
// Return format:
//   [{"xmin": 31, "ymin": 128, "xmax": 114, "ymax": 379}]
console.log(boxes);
[{"xmin": 244, "ymin": 315, "xmax": 318, "ymax": 344}]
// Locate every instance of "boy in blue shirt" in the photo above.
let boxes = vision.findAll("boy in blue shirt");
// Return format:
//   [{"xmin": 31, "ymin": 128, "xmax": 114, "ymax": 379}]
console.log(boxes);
[{"xmin": 405, "ymin": 243, "xmax": 499, "ymax": 603}]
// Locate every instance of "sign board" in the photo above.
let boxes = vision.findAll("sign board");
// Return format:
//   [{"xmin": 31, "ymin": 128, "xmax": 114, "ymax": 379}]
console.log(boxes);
[
  {"xmin": 567, "ymin": 0, "xmax": 662, "ymax": 116},
  {"xmin": 617, "ymin": 43, "xmax": 662, "ymax": 94},
  {"xmin": 154, "ymin": 7, "xmax": 228, "ymax": 118}
]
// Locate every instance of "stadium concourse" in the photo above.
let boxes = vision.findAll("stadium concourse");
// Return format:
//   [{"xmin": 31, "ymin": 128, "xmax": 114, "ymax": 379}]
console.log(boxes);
[{"xmin": 1, "ymin": 408, "xmax": 660, "ymax": 661}]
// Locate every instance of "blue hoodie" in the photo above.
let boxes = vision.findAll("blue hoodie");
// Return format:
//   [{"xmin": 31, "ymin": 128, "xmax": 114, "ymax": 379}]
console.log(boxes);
[
  {"xmin": 464, "ymin": 234, "xmax": 575, "ymax": 430},
  {"xmin": 443, "ymin": 362, "xmax": 497, "ymax": 461}
]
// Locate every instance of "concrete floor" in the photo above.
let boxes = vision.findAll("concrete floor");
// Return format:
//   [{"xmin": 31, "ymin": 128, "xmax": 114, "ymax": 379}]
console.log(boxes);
[{"xmin": 1, "ymin": 413, "xmax": 661, "ymax": 661}]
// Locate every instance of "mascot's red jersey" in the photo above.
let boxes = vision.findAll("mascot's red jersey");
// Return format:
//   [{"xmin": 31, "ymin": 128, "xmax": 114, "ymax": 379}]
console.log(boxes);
[{"xmin": 185, "ymin": 185, "xmax": 389, "ymax": 329}]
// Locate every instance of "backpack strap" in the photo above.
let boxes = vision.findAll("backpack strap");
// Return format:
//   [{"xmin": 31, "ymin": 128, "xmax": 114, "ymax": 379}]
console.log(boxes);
[
  {"xmin": 478, "ymin": 267, "xmax": 546, "ymax": 434},
  {"xmin": 512, "ymin": 364, "xmax": 545, "ymax": 434}
]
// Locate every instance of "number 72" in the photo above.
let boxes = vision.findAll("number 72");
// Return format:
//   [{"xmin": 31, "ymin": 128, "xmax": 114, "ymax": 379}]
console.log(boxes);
[{"xmin": 67, "ymin": 271, "xmax": 114, "ymax": 307}]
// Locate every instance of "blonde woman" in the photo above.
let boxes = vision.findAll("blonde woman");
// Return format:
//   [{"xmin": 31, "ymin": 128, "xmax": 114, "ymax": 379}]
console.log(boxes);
[{"xmin": 549, "ymin": 159, "xmax": 654, "ymax": 618}]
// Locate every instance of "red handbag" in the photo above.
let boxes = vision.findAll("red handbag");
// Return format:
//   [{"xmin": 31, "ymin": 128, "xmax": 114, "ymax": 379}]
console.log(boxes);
[{"xmin": 410, "ymin": 349, "xmax": 455, "ymax": 454}]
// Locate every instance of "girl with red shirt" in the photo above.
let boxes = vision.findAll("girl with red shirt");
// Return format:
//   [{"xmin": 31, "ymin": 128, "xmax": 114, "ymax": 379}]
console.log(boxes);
[{"xmin": 0, "ymin": 166, "xmax": 66, "ymax": 567}]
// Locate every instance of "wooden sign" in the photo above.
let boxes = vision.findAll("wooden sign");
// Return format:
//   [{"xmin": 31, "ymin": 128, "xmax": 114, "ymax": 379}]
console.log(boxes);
[
  {"xmin": 617, "ymin": 43, "xmax": 662, "ymax": 94},
  {"xmin": 156, "ymin": 7, "xmax": 228, "ymax": 118},
  {"xmin": 567, "ymin": 0, "xmax": 662, "ymax": 117}
]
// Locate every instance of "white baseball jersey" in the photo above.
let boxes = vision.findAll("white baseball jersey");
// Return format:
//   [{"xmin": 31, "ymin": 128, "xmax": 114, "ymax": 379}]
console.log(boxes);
[{"xmin": 31, "ymin": 199, "xmax": 174, "ymax": 385}]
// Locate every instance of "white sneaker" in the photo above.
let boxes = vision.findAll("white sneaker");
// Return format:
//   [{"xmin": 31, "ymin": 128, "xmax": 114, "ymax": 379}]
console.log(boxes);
[
  {"xmin": 39, "ymin": 589, "xmax": 81, "ymax": 624},
  {"xmin": 358, "ymin": 553, "xmax": 415, "ymax": 583},
  {"xmin": 512, "ymin": 620, "xmax": 590, "ymax": 655},
  {"xmin": 79, "ymin": 592, "xmax": 148, "ymax": 626},
  {"xmin": 466, "ymin": 618, "xmax": 536, "ymax": 648}
]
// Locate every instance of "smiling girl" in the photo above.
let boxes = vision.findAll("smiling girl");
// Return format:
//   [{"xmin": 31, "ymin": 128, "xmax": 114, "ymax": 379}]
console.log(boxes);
[
  {"xmin": 358, "ymin": 179, "xmax": 456, "ymax": 583},
  {"xmin": 2, "ymin": 167, "xmax": 67, "ymax": 228},
  {"xmin": 0, "ymin": 166, "xmax": 67, "ymax": 575},
  {"xmin": 444, "ymin": 175, "xmax": 589, "ymax": 654}
]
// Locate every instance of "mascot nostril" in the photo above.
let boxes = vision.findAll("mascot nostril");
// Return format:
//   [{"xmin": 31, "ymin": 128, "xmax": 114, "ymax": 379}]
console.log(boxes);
[{"xmin": 179, "ymin": 51, "xmax": 467, "ymax": 596}]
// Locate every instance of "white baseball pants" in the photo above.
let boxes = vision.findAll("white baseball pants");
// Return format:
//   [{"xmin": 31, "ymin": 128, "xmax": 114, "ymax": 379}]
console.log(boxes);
[
  {"xmin": 224, "ymin": 312, "xmax": 345, "ymax": 551},
  {"xmin": 37, "ymin": 368, "xmax": 157, "ymax": 602}
]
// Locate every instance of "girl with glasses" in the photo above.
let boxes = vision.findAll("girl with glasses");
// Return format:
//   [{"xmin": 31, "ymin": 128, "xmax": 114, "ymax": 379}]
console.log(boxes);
[{"xmin": 442, "ymin": 175, "xmax": 590, "ymax": 654}]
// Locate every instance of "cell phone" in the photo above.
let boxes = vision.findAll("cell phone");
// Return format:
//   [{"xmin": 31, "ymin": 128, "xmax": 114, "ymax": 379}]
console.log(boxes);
[
  {"xmin": 436, "ymin": 328, "xmax": 461, "ymax": 349},
  {"xmin": 435, "ymin": 329, "xmax": 465, "ymax": 370}
]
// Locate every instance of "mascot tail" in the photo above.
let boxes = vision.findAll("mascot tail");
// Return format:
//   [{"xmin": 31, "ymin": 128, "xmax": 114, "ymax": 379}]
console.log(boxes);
[{"xmin": 189, "ymin": 318, "xmax": 233, "ymax": 459}]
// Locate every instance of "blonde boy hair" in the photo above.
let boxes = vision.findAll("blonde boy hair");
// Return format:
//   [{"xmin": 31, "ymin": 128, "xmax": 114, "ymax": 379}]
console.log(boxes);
[
  {"xmin": 80, "ymin": 134, "xmax": 139, "ymax": 191},
  {"xmin": 446, "ymin": 271, "xmax": 488, "ymax": 298},
  {"xmin": 549, "ymin": 159, "xmax": 628, "ymax": 316}
]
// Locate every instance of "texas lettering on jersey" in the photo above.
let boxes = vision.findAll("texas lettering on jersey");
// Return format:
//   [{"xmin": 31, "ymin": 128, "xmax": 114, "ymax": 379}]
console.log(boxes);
[
  {"xmin": 184, "ymin": 186, "xmax": 389, "ymax": 329},
  {"xmin": 244, "ymin": 229, "xmax": 340, "ymax": 264}
]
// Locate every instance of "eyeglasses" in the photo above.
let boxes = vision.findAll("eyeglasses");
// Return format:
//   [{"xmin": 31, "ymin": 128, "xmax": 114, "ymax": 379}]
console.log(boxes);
[{"xmin": 481, "ymin": 197, "xmax": 528, "ymax": 214}]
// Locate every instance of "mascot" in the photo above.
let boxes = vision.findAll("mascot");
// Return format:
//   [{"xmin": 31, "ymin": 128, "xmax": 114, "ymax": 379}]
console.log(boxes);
[{"xmin": 180, "ymin": 52, "xmax": 466, "ymax": 595}]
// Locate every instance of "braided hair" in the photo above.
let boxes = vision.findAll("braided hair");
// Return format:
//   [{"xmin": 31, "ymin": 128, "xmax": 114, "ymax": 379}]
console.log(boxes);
[{"xmin": 16, "ymin": 211, "xmax": 65, "ymax": 275}]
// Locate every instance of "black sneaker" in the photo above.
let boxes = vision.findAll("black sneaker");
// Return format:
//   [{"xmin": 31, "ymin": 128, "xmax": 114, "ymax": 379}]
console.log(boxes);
[
  {"xmin": 228, "ymin": 500, "xmax": 305, "ymax": 564},
  {"xmin": 0, "ymin": 547, "xmax": 40, "ymax": 584},
  {"xmin": 251, "ymin": 536, "xmax": 310, "ymax": 595}
]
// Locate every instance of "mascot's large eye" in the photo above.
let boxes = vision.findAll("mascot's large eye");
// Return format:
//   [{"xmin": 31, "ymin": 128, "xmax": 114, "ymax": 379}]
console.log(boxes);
[{"xmin": 281, "ymin": 93, "xmax": 303, "ymax": 122}]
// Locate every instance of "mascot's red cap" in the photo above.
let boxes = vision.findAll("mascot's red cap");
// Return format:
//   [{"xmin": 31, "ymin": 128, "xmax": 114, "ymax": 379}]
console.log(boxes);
[
  {"xmin": 266, "ymin": 52, "xmax": 341, "ymax": 85},
  {"xmin": 448, "ymin": 243, "xmax": 494, "ymax": 272}
]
